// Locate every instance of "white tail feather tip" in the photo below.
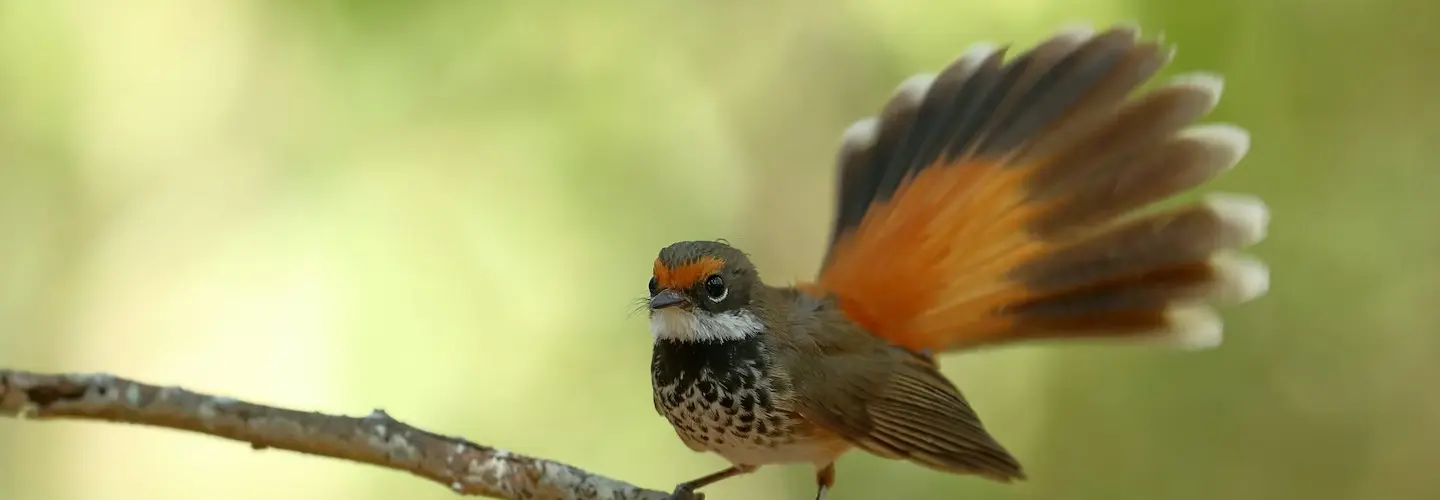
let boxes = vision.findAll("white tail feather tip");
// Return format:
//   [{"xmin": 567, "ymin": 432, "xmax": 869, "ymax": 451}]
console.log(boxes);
[
  {"xmin": 840, "ymin": 117, "xmax": 880, "ymax": 154},
  {"xmin": 1167, "ymin": 72, "xmax": 1225, "ymax": 109},
  {"xmin": 1161, "ymin": 306, "xmax": 1224, "ymax": 350},
  {"xmin": 1182, "ymin": 123, "xmax": 1251, "ymax": 169},
  {"xmin": 1209, "ymin": 253, "xmax": 1271, "ymax": 304},
  {"xmin": 1204, "ymin": 193, "xmax": 1270, "ymax": 246},
  {"xmin": 1091, "ymin": 20, "xmax": 1142, "ymax": 39},
  {"xmin": 957, "ymin": 42, "xmax": 1000, "ymax": 67},
  {"xmin": 893, "ymin": 73, "xmax": 936, "ymax": 104},
  {"xmin": 1051, "ymin": 22, "xmax": 1098, "ymax": 42}
]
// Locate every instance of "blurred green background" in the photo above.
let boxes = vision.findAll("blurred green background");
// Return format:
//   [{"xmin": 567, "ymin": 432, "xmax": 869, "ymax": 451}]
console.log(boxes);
[{"xmin": 2, "ymin": 0, "xmax": 1437, "ymax": 499}]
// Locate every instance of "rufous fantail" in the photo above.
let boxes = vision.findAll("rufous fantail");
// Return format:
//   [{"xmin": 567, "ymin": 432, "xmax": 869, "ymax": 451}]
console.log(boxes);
[{"xmin": 645, "ymin": 23, "xmax": 1269, "ymax": 500}]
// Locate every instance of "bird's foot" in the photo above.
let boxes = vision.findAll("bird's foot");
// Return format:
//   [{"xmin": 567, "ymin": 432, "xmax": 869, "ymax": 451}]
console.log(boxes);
[
  {"xmin": 664, "ymin": 464, "xmax": 750, "ymax": 499},
  {"xmin": 666, "ymin": 484, "xmax": 704, "ymax": 500}
]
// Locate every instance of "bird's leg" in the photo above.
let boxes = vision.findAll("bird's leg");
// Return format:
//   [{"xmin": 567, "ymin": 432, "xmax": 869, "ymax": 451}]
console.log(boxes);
[
  {"xmin": 667, "ymin": 464, "xmax": 758, "ymax": 500},
  {"xmin": 814, "ymin": 463, "xmax": 836, "ymax": 500}
]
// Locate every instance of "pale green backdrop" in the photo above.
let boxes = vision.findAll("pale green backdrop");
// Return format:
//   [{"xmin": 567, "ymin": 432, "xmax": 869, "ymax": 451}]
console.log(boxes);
[{"xmin": 2, "ymin": 1, "xmax": 1437, "ymax": 499}]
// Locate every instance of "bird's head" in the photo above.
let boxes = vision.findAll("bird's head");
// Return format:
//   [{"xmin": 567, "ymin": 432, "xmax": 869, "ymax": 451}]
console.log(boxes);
[{"xmin": 647, "ymin": 240, "xmax": 765, "ymax": 343}]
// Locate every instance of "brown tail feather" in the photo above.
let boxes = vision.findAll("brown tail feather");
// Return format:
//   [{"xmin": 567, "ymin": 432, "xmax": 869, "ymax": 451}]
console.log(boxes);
[{"xmin": 808, "ymin": 24, "xmax": 1269, "ymax": 354}]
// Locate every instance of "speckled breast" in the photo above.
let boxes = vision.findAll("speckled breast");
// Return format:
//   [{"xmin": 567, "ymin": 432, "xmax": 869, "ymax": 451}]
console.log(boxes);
[{"xmin": 651, "ymin": 337, "xmax": 827, "ymax": 465}]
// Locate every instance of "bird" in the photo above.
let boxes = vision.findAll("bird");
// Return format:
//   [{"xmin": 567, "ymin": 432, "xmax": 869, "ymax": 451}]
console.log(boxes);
[{"xmin": 645, "ymin": 22, "xmax": 1269, "ymax": 500}]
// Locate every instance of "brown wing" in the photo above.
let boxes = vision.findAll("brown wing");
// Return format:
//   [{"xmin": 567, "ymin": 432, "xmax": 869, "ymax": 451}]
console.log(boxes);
[{"xmin": 784, "ymin": 321, "xmax": 1025, "ymax": 481}]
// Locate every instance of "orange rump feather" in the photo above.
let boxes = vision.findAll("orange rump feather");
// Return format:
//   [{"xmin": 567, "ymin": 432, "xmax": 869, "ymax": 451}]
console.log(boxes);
[{"xmin": 807, "ymin": 25, "xmax": 1270, "ymax": 354}]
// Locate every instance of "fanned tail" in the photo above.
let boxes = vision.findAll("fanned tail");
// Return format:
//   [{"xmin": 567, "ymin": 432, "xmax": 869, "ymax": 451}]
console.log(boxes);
[{"xmin": 809, "ymin": 24, "xmax": 1269, "ymax": 354}]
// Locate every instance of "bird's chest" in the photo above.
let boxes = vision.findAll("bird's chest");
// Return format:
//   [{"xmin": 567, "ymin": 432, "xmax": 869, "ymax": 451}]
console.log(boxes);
[{"xmin": 651, "ymin": 337, "xmax": 824, "ymax": 465}]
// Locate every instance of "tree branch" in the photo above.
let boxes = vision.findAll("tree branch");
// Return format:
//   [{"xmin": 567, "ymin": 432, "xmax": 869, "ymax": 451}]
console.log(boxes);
[{"xmin": 0, "ymin": 368, "xmax": 681, "ymax": 500}]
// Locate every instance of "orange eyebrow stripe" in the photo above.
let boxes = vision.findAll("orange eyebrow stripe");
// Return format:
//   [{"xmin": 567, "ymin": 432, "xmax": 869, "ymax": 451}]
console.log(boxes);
[{"xmin": 654, "ymin": 256, "xmax": 724, "ymax": 289}]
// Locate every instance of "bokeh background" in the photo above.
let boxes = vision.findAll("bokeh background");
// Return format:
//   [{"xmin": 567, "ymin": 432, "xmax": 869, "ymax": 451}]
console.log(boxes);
[{"xmin": 2, "ymin": 1, "xmax": 1437, "ymax": 499}]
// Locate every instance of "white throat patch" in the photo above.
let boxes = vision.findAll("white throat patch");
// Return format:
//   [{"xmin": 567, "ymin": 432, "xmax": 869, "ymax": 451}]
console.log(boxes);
[{"xmin": 650, "ymin": 308, "xmax": 764, "ymax": 343}]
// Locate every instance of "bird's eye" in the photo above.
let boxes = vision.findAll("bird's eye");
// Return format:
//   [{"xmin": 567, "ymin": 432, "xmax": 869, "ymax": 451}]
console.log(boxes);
[
  {"xmin": 703, "ymin": 274, "xmax": 727, "ymax": 302},
  {"xmin": 648, "ymin": 276, "xmax": 659, "ymax": 295}
]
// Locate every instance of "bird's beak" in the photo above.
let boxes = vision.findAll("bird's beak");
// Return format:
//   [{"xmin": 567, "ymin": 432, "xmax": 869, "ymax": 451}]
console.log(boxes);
[{"xmin": 649, "ymin": 289, "xmax": 689, "ymax": 310}]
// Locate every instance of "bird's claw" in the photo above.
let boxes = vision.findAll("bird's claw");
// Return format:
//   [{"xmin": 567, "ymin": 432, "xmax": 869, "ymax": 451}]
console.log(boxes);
[{"xmin": 666, "ymin": 484, "xmax": 704, "ymax": 500}]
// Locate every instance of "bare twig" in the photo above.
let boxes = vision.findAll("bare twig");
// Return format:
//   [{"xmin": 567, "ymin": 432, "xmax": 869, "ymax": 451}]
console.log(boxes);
[{"xmin": 0, "ymin": 368, "xmax": 680, "ymax": 500}]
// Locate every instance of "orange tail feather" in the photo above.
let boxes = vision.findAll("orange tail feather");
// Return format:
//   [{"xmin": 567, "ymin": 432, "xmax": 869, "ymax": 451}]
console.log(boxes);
[{"xmin": 808, "ymin": 24, "xmax": 1269, "ymax": 354}]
